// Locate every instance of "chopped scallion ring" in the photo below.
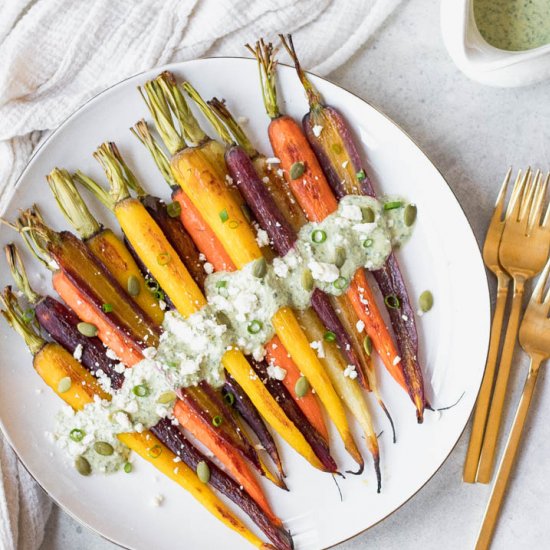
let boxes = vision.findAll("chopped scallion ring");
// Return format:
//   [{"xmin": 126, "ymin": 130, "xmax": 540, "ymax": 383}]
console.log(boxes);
[
  {"xmin": 219, "ymin": 209, "xmax": 229, "ymax": 223},
  {"xmin": 311, "ymin": 229, "xmax": 327, "ymax": 243},
  {"xmin": 333, "ymin": 277, "xmax": 347, "ymax": 290},
  {"xmin": 363, "ymin": 238, "xmax": 374, "ymax": 248},
  {"xmin": 166, "ymin": 201, "xmax": 181, "ymax": 218},
  {"xmin": 69, "ymin": 429, "xmax": 85, "ymax": 442},
  {"xmin": 212, "ymin": 415, "xmax": 223, "ymax": 427},
  {"xmin": 224, "ymin": 392, "xmax": 235, "ymax": 406},
  {"xmin": 384, "ymin": 294, "xmax": 401, "ymax": 309},
  {"xmin": 157, "ymin": 252, "xmax": 171, "ymax": 266},
  {"xmin": 102, "ymin": 303, "xmax": 113, "ymax": 313},
  {"xmin": 356, "ymin": 169, "xmax": 366, "ymax": 180},
  {"xmin": 384, "ymin": 201, "xmax": 403, "ymax": 211},
  {"xmin": 23, "ymin": 308, "xmax": 35, "ymax": 323},
  {"xmin": 323, "ymin": 331, "xmax": 336, "ymax": 342},
  {"xmin": 247, "ymin": 320, "xmax": 263, "ymax": 334},
  {"xmin": 132, "ymin": 384, "xmax": 150, "ymax": 397}
]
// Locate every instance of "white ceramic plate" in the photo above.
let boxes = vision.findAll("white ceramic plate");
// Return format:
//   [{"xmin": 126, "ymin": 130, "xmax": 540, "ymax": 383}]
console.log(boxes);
[{"xmin": 0, "ymin": 58, "xmax": 490, "ymax": 550}]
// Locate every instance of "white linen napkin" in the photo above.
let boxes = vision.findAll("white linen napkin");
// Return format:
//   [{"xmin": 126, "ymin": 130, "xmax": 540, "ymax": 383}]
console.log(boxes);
[{"xmin": 0, "ymin": 0, "xmax": 402, "ymax": 548}]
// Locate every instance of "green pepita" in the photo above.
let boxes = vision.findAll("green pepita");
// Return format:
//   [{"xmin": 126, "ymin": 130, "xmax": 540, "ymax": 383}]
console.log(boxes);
[
  {"xmin": 75, "ymin": 455, "xmax": 91, "ymax": 476},
  {"xmin": 289, "ymin": 161, "xmax": 305, "ymax": 179},
  {"xmin": 157, "ymin": 391, "xmax": 177, "ymax": 404},
  {"xmin": 197, "ymin": 460, "xmax": 211, "ymax": 483},
  {"xmin": 123, "ymin": 462, "xmax": 133, "ymax": 474},
  {"xmin": 419, "ymin": 290, "xmax": 434, "ymax": 313},
  {"xmin": 57, "ymin": 377, "xmax": 72, "ymax": 394},
  {"xmin": 301, "ymin": 269, "xmax": 314, "ymax": 291},
  {"xmin": 363, "ymin": 335, "xmax": 373, "ymax": 356},
  {"xmin": 361, "ymin": 207, "xmax": 375, "ymax": 223},
  {"xmin": 252, "ymin": 258, "xmax": 267, "ymax": 278},
  {"xmin": 404, "ymin": 204, "xmax": 417, "ymax": 227},
  {"xmin": 295, "ymin": 376, "xmax": 310, "ymax": 398},
  {"xmin": 94, "ymin": 441, "xmax": 114, "ymax": 456},
  {"xmin": 77, "ymin": 322, "xmax": 98, "ymax": 337},
  {"xmin": 334, "ymin": 247, "xmax": 346, "ymax": 268}
]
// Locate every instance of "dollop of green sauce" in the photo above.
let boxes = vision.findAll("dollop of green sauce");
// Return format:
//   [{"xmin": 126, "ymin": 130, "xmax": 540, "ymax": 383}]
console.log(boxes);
[{"xmin": 474, "ymin": 0, "xmax": 550, "ymax": 51}]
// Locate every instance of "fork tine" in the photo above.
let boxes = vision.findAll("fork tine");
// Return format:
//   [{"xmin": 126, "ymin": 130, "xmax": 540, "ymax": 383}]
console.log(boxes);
[
  {"xmin": 541, "ymin": 173, "xmax": 550, "ymax": 229},
  {"xmin": 506, "ymin": 168, "xmax": 530, "ymax": 221},
  {"xmin": 531, "ymin": 256, "xmax": 550, "ymax": 304},
  {"xmin": 530, "ymin": 172, "xmax": 549, "ymax": 227},
  {"xmin": 492, "ymin": 167, "xmax": 512, "ymax": 222},
  {"xmin": 519, "ymin": 169, "xmax": 539, "ymax": 222}
]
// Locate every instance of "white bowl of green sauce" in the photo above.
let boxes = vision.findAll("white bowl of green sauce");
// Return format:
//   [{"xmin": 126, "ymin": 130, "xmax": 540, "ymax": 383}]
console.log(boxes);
[{"xmin": 441, "ymin": 0, "xmax": 550, "ymax": 87}]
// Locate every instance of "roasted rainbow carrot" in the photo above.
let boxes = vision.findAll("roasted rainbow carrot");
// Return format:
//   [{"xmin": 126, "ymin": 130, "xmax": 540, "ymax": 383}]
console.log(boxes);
[
  {"xmin": 280, "ymin": 34, "xmax": 426, "ymax": 421},
  {"xmin": 0, "ymin": 286, "xmax": 277, "ymax": 549}
]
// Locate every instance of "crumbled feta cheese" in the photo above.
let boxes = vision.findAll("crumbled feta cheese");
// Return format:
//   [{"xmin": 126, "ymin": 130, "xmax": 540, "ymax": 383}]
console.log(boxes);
[
  {"xmin": 262, "ymin": 176, "xmax": 270, "ymax": 184},
  {"xmin": 355, "ymin": 320, "xmax": 365, "ymax": 333},
  {"xmin": 392, "ymin": 356, "xmax": 401, "ymax": 366},
  {"xmin": 272, "ymin": 257, "xmax": 289, "ymax": 278},
  {"xmin": 225, "ymin": 175, "xmax": 234, "ymax": 185},
  {"xmin": 204, "ymin": 262, "xmax": 214, "ymax": 274},
  {"xmin": 310, "ymin": 340, "xmax": 325, "ymax": 359},
  {"xmin": 342, "ymin": 160, "xmax": 349, "ymax": 168},
  {"xmin": 266, "ymin": 365, "xmax": 287, "ymax": 380},
  {"xmin": 341, "ymin": 203, "xmax": 363, "ymax": 221},
  {"xmin": 105, "ymin": 348, "xmax": 119, "ymax": 361},
  {"xmin": 265, "ymin": 157, "xmax": 280, "ymax": 164},
  {"xmin": 312, "ymin": 125, "xmax": 323, "ymax": 137},
  {"xmin": 309, "ymin": 260, "xmax": 339, "ymax": 283},
  {"xmin": 255, "ymin": 228, "xmax": 270, "ymax": 248},
  {"xmin": 151, "ymin": 494, "xmax": 164, "ymax": 507},
  {"xmin": 73, "ymin": 344, "xmax": 83, "ymax": 361},
  {"xmin": 344, "ymin": 364, "xmax": 358, "ymax": 379}
]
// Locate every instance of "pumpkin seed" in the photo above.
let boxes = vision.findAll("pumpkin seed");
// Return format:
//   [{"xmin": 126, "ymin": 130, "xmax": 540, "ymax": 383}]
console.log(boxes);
[
  {"xmin": 57, "ymin": 377, "xmax": 72, "ymax": 394},
  {"xmin": 77, "ymin": 322, "xmax": 98, "ymax": 337},
  {"xmin": 157, "ymin": 391, "xmax": 177, "ymax": 404},
  {"xmin": 404, "ymin": 204, "xmax": 417, "ymax": 226},
  {"xmin": 419, "ymin": 290, "xmax": 434, "ymax": 312},
  {"xmin": 75, "ymin": 455, "xmax": 91, "ymax": 476},
  {"xmin": 94, "ymin": 441, "xmax": 114, "ymax": 456},
  {"xmin": 301, "ymin": 269, "xmax": 314, "ymax": 291},
  {"xmin": 166, "ymin": 201, "xmax": 181, "ymax": 218},
  {"xmin": 363, "ymin": 335, "xmax": 373, "ymax": 356},
  {"xmin": 252, "ymin": 258, "xmax": 267, "ymax": 278},
  {"xmin": 127, "ymin": 275, "xmax": 140, "ymax": 296},
  {"xmin": 295, "ymin": 376, "xmax": 310, "ymax": 398},
  {"xmin": 361, "ymin": 207, "xmax": 375, "ymax": 223},
  {"xmin": 334, "ymin": 247, "xmax": 346, "ymax": 268},
  {"xmin": 289, "ymin": 161, "xmax": 305, "ymax": 179},
  {"xmin": 197, "ymin": 460, "xmax": 211, "ymax": 483}
]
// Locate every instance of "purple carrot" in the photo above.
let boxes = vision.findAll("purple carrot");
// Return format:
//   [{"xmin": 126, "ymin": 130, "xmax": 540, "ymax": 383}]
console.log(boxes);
[
  {"xmin": 281, "ymin": 33, "xmax": 427, "ymax": 421},
  {"xmin": 224, "ymin": 372, "xmax": 285, "ymax": 478},
  {"xmin": 250, "ymin": 358, "xmax": 339, "ymax": 474}
]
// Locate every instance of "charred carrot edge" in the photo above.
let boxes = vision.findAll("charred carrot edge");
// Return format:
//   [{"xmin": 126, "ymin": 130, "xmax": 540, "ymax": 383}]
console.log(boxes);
[
  {"xmin": 281, "ymin": 33, "xmax": 426, "ymax": 421},
  {"xmin": 265, "ymin": 337, "xmax": 328, "ymax": 442},
  {"xmin": 224, "ymin": 373, "xmax": 285, "ymax": 479},
  {"xmin": 249, "ymin": 39, "xmax": 405, "ymax": 398},
  {"xmin": 47, "ymin": 168, "xmax": 164, "ymax": 325},
  {"xmin": 133, "ymin": 109, "xmax": 335, "ymax": 466},
  {"xmin": 0, "ymin": 288, "xmax": 271, "ymax": 550},
  {"xmin": 80, "ymin": 142, "xmax": 326, "ymax": 474},
  {"xmin": 6, "ymin": 247, "xmax": 290, "ymax": 548},
  {"xmin": 160, "ymin": 77, "xmax": 360, "ymax": 466},
  {"xmin": 173, "ymin": 398, "xmax": 279, "ymax": 526}
]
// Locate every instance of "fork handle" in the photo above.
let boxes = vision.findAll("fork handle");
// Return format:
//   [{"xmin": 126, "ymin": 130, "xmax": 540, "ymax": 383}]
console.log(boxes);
[
  {"xmin": 475, "ymin": 358, "xmax": 542, "ymax": 550},
  {"xmin": 477, "ymin": 277, "xmax": 525, "ymax": 483},
  {"xmin": 463, "ymin": 271, "xmax": 510, "ymax": 482}
]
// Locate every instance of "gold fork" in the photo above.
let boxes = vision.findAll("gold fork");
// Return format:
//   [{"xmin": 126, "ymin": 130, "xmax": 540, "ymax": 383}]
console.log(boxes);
[
  {"xmin": 463, "ymin": 168, "xmax": 520, "ymax": 483},
  {"xmin": 476, "ymin": 256, "xmax": 550, "ymax": 549},
  {"xmin": 477, "ymin": 170, "xmax": 550, "ymax": 483}
]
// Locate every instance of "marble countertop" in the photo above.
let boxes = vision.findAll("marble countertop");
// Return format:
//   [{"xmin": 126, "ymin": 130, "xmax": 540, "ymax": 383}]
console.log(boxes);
[{"xmin": 40, "ymin": 0, "xmax": 550, "ymax": 548}]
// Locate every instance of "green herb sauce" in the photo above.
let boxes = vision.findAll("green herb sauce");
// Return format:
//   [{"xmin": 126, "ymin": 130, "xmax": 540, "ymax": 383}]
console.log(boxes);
[{"xmin": 474, "ymin": 0, "xmax": 550, "ymax": 51}]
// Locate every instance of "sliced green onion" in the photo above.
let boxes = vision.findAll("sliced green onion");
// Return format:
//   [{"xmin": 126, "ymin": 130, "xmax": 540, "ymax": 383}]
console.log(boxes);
[
  {"xmin": 153, "ymin": 289, "xmax": 165, "ymax": 301},
  {"xmin": 324, "ymin": 331, "xmax": 337, "ymax": 342},
  {"xmin": 69, "ymin": 428, "xmax": 85, "ymax": 442},
  {"xmin": 228, "ymin": 220, "xmax": 240, "ymax": 229},
  {"xmin": 132, "ymin": 384, "xmax": 150, "ymax": 397},
  {"xmin": 219, "ymin": 209, "xmax": 229, "ymax": 223},
  {"xmin": 124, "ymin": 462, "xmax": 133, "ymax": 474},
  {"xmin": 166, "ymin": 201, "xmax": 181, "ymax": 218},
  {"xmin": 212, "ymin": 415, "xmax": 223, "ymax": 427},
  {"xmin": 311, "ymin": 229, "xmax": 327, "ymax": 243},
  {"xmin": 363, "ymin": 238, "xmax": 374, "ymax": 248},
  {"xmin": 384, "ymin": 294, "xmax": 401, "ymax": 309},
  {"xmin": 102, "ymin": 303, "xmax": 113, "ymax": 313},
  {"xmin": 247, "ymin": 320, "xmax": 263, "ymax": 334},
  {"xmin": 147, "ymin": 280, "xmax": 160, "ymax": 293},
  {"xmin": 157, "ymin": 252, "xmax": 171, "ymax": 265},
  {"xmin": 216, "ymin": 280, "xmax": 227, "ymax": 289},
  {"xmin": 224, "ymin": 392, "xmax": 235, "ymax": 406},
  {"xmin": 384, "ymin": 201, "xmax": 403, "ymax": 211},
  {"xmin": 356, "ymin": 169, "xmax": 366, "ymax": 180},
  {"xmin": 333, "ymin": 277, "xmax": 347, "ymax": 290}
]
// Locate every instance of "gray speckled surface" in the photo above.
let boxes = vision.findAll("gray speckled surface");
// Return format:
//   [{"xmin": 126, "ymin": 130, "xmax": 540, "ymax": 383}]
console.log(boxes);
[{"xmin": 39, "ymin": 0, "xmax": 550, "ymax": 549}]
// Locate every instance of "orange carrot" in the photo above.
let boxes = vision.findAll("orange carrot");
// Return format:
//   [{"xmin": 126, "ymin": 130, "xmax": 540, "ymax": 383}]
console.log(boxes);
[
  {"xmin": 173, "ymin": 399, "xmax": 280, "ymax": 526},
  {"xmin": 172, "ymin": 187, "xmax": 235, "ymax": 272},
  {"xmin": 265, "ymin": 337, "xmax": 328, "ymax": 441},
  {"xmin": 52, "ymin": 270, "xmax": 145, "ymax": 366}
]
